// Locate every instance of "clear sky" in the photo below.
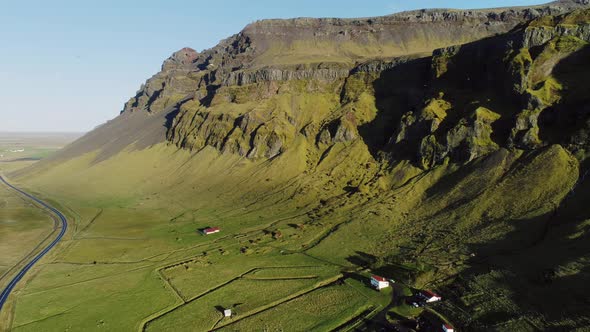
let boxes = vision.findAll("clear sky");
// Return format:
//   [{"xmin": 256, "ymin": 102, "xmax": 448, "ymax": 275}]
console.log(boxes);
[{"xmin": 0, "ymin": 0, "xmax": 548, "ymax": 132}]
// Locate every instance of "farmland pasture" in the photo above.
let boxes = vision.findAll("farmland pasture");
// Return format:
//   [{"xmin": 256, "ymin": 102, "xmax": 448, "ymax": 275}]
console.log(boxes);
[
  {"xmin": 0, "ymin": 142, "xmax": 397, "ymax": 332},
  {"xmin": 217, "ymin": 282, "xmax": 375, "ymax": 331},
  {"xmin": 146, "ymin": 273, "xmax": 338, "ymax": 331},
  {"xmin": 12, "ymin": 267, "xmax": 175, "ymax": 332},
  {"xmin": 161, "ymin": 248, "xmax": 341, "ymax": 300}
]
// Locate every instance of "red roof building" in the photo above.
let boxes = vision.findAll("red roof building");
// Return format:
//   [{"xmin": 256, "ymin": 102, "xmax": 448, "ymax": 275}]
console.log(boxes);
[
  {"xmin": 420, "ymin": 290, "xmax": 442, "ymax": 302},
  {"xmin": 442, "ymin": 323, "xmax": 454, "ymax": 332},
  {"xmin": 370, "ymin": 275, "xmax": 390, "ymax": 290},
  {"xmin": 201, "ymin": 227, "xmax": 221, "ymax": 235},
  {"xmin": 371, "ymin": 275, "xmax": 387, "ymax": 282}
]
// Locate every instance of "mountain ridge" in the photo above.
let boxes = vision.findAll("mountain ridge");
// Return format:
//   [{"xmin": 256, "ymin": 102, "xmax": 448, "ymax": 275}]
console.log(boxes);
[
  {"xmin": 11, "ymin": 4, "xmax": 590, "ymax": 331},
  {"xmin": 26, "ymin": 4, "xmax": 590, "ymax": 170}
]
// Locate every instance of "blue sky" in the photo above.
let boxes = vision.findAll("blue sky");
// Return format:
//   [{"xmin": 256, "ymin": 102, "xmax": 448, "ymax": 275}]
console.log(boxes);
[{"xmin": 0, "ymin": 0, "xmax": 547, "ymax": 132}]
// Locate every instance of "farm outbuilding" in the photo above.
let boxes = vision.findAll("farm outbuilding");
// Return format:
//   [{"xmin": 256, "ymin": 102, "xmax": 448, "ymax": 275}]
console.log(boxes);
[
  {"xmin": 419, "ymin": 290, "xmax": 442, "ymax": 303},
  {"xmin": 200, "ymin": 227, "xmax": 221, "ymax": 235}
]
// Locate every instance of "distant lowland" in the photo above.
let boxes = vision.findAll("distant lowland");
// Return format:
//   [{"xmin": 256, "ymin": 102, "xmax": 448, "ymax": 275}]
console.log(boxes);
[
  {"xmin": 2, "ymin": 1, "xmax": 590, "ymax": 331},
  {"xmin": 0, "ymin": 132, "xmax": 82, "ymax": 162}
]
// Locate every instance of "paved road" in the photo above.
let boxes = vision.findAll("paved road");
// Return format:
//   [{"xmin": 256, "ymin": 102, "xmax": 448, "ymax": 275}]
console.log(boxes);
[{"xmin": 0, "ymin": 176, "xmax": 67, "ymax": 312}]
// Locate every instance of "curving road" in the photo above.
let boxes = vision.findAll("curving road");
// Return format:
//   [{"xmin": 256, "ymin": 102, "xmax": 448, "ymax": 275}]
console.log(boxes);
[{"xmin": 0, "ymin": 176, "xmax": 68, "ymax": 312}]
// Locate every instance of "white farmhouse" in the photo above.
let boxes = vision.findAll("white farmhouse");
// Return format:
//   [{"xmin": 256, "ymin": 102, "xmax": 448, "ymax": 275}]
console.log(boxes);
[{"xmin": 370, "ymin": 275, "xmax": 390, "ymax": 290}]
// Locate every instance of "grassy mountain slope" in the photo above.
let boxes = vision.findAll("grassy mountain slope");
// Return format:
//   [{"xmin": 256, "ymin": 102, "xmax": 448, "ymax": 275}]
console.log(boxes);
[{"xmin": 8, "ymin": 3, "xmax": 590, "ymax": 331}]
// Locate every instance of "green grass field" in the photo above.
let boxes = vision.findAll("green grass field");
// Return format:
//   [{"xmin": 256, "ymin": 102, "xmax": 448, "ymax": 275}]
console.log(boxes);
[
  {"xmin": 1, "ymin": 132, "xmax": 582, "ymax": 331},
  {"xmin": 146, "ymin": 274, "xmax": 338, "ymax": 331},
  {"xmin": 0, "ymin": 142, "xmax": 398, "ymax": 331},
  {"xmin": 0, "ymin": 182, "xmax": 53, "ymax": 285},
  {"xmin": 216, "ymin": 282, "xmax": 375, "ymax": 331}
]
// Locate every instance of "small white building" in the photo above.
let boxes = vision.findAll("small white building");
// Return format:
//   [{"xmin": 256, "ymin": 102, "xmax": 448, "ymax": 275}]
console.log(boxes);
[
  {"xmin": 420, "ymin": 290, "xmax": 442, "ymax": 303},
  {"xmin": 442, "ymin": 323, "xmax": 454, "ymax": 332},
  {"xmin": 224, "ymin": 309, "xmax": 232, "ymax": 317},
  {"xmin": 370, "ymin": 275, "xmax": 390, "ymax": 290}
]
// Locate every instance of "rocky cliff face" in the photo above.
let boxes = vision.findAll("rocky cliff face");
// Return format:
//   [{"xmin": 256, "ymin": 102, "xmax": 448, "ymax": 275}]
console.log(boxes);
[
  {"xmin": 390, "ymin": 9, "xmax": 590, "ymax": 168},
  {"xmin": 122, "ymin": 1, "xmax": 588, "ymax": 114},
  {"xmin": 118, "ymin": 2, "xmax": 590, "ymax": 170},
  {"xmin": 155, "ymin": 8, "xmax": 590, "ymax": 173}
]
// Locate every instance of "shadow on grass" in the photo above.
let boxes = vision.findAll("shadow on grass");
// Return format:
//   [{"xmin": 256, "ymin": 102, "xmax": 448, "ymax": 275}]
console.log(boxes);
[
  {"xmin": 433, "ymin": 171, "xmax": 590, "ymax": 330},
  {"xmin": 425, "ymin": 47, "xmax": 590, "ymax": 330}
]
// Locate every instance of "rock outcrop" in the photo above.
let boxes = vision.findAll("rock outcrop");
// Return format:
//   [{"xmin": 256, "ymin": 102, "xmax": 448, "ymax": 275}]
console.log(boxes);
[{"xmin": 222, "ymin": 64, "xmax": 351, "ymax": 86}]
